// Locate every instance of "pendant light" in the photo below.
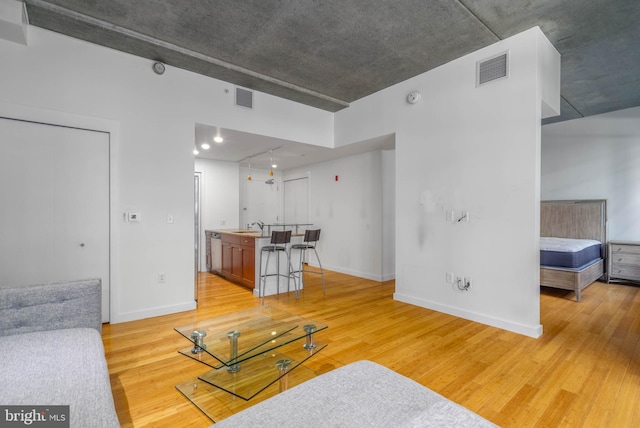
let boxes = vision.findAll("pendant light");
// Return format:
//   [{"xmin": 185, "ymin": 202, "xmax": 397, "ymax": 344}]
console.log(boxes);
[
  {"xmin": 247, "ymin": 158, "xmax": 252, "ymax": 181},
  {"xmin": 269, "ymin": 150, "xmax": 274, "ymax": 177}
]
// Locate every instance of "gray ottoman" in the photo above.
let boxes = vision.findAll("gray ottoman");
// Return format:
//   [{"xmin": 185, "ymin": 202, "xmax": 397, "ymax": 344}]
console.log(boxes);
[{"xmin": 213, "ymin": 360, "xmax": 496, "ymax": 427}]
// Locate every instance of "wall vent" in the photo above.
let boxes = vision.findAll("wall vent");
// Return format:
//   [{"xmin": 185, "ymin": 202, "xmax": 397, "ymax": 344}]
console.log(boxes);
[
  {"xmin": 476, "ymin": 52, "xmax": 509, "ymax": 87},
  {"xmin": 235, "ymin": 87, "xmax": 253, "ymax": 109}
]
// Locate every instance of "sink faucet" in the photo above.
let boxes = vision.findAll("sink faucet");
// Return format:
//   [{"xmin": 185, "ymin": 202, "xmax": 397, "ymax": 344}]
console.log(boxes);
[{"xmin": 251, "ymin": 220, "xmax": 265, "ymax": 235}]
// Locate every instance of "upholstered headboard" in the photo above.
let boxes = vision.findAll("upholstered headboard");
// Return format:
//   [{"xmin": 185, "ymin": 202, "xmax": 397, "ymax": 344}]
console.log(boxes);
[{"xmin": 541, "ymin": 200, "xmax": 607, "ymax": 244}]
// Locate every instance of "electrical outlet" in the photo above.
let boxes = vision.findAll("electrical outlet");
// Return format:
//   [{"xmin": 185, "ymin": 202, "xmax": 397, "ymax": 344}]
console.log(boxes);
[{"xmin": 158, "ymin": 272, "xmax": 166, "ymax": 283}]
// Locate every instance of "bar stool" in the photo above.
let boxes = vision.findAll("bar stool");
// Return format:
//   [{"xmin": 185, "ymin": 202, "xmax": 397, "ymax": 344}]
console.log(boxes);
[
  {"xmin": 259, "ymin": 230, "xmax": 297, "ymax": 304},
  {"xmin": 289, "ymin": 229, "xmax": 325, "ymax": 295}
]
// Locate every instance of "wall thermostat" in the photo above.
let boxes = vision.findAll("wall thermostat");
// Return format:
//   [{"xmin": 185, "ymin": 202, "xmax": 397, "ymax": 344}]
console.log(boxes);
[{"xmin": 406, "ymin": 90, "xmax": 421, "ymax": 104}]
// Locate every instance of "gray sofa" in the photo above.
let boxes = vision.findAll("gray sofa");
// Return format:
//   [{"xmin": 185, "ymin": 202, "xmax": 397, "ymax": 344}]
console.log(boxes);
[
  {"xmin": 0, "ymin": 279, "xmax": 119, "ymax": 428},
  {"xmin": 214, "ymin": 360, "xmax": 497, "ymax": 427}
]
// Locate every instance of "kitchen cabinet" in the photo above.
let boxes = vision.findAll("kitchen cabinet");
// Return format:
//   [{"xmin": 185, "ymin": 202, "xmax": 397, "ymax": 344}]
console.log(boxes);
[
  {"xmin": 221, "ymin": 233, "xmax": 255, "ymax": 289},
  {"xmin": 608, "ymin": 241, "xmax": 640, "ymax": 283}
]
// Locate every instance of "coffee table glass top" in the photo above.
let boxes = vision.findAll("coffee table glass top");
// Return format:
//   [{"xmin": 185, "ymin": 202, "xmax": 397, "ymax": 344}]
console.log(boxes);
[
  {"xmin": 174, "ymin": 306, "xmax": 327, "ymax": 369},
  {"xmin": 176, "ymin": 356, "xmax": 336, "ymax": 423}
]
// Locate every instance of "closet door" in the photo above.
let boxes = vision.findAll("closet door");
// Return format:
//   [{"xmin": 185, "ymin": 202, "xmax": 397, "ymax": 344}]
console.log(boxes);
[{"xmin": 0, "ymin": 118, "xmax": 110, "ymax": 321}]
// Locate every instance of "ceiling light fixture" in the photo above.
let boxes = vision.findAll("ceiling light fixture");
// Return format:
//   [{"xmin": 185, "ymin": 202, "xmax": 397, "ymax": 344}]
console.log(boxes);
[
  {"xmin": 213, "ymin": 136, "xmax": 223, "ymax": 143},
  {"xmin": 247, "ymin": 159, "xmax": 252, "ymax": 181},
  {"xmin": 269, "ymin": 150, "xmax": 274, "ymax": 176},
  {"xmin": 193, "ymin": 147, "xmax": 199, "ymax": 155},
  {"xmin": 201, "ymin": 143, "xmax": 210, "ymax": 150}
]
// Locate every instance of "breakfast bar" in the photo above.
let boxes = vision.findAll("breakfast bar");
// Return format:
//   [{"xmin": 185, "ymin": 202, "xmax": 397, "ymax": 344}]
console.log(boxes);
[{"xmin": 206, "ymin": 224, "xmax": 312, "ymax": 298}]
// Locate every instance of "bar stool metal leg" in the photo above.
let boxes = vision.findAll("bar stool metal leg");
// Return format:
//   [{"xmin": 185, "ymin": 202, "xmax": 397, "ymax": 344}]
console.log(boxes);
[
  {"xmin": 289, "ymin": 229, "xmax": 325, "ymax": 296},
  {"xmin": 259, "ymin": 230, "xmax": 296, "ymax": 305},
  {"xmin": 311, "ymin": 247, "xmax": 326, "ymax": 294}
]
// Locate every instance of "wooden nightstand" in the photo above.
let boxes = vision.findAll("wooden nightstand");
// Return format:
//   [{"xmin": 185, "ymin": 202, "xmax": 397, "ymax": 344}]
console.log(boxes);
[{"xmin": 608, "ymin": 241, "xmax": 640, "ymax": 283}]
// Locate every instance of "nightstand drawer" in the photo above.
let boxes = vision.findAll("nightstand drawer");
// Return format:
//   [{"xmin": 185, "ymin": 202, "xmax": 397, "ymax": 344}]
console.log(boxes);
[
  {"xmin": 610, "ymin": 244, "xmax": 640, "ymax": 256},
  {"xmin": 610, "ymin": 265, "xmax": 640, "ymax": 281},
  {"xmin": 610, "ymin": 254, "xmax": 640, "ymax": 265}
]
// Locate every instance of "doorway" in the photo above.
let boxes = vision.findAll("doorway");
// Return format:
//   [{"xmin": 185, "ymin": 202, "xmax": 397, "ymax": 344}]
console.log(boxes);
[{"xmin": 0, "ymin": 117, "xmax": 110, "ymax": 322}]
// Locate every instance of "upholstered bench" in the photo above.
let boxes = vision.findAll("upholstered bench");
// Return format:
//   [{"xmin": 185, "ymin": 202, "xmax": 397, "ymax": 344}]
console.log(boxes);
[{"xmin": 0, "ymin": 279, "xmax": 119, "ymax": 428}]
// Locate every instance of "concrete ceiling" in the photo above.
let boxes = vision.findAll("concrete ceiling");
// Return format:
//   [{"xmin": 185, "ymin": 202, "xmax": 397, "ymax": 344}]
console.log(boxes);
[{"xmin": 23, "ymin": 0, "xmax": 640, "ymax": 169}]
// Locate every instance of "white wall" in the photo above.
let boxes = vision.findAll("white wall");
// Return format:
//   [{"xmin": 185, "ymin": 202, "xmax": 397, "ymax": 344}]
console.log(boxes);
[
  {"xmin": 285, "ymin": 150, "xmax": 391, "ymax": 281},
  {"xmin": 1, "ymin": 22, "xmax": 564, "ymax": 336},
  {"xmin": 335, "ymin": 27, "xmax": 560, "ymax": 337},
  {"xmin": 381, "ymin": 150, "xmax": 396, "ymax": 281},
  {"xmin": 238, "ymin": 167, "xmax": 284, "ymax": 228},
  {"xmin": 0, "ymin": 25, "xmax": 333, "ymax": 322},
  {"xmin": 542, "ymin": 106, "xmax": 640, "ymax": 241},
  {"xmin": 195, "ymin": 159, "xmax": 240, "ymax": 270}
]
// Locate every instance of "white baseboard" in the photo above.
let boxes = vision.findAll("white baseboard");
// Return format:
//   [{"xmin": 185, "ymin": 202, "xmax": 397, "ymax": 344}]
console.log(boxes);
[
  {"xmin": 321, "ymin": 263, "xmax": 394, "ymax": 282},
  {"xmin": 393, "ymin": 292, "xmax": 543, "ymax": 338},
  {"xmin": 111, "ymin": 301, "xmax": 197, "ymax": 324}
]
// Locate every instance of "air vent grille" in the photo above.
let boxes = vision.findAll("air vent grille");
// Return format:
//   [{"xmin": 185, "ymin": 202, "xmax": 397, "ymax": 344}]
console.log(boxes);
[
  {"xmin": 477, "ymin": 52, "xmax": 508, "ymax": 86},
  {"xmin": 235, "ymin": 87, "xmax": 253, "ymax": 109}
]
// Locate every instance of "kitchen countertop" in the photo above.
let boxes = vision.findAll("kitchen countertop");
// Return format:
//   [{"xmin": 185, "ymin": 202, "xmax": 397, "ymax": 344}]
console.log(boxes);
[{"xmin": 207, "ymin": 229, "xmax": 305, "ymax": 238}]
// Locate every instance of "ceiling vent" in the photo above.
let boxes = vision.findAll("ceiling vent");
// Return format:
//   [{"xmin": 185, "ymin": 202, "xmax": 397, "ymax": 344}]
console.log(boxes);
[
  {"xmin": 235, "ymin": 87, "xmax": 253, "ymax": 109},
  {"xmin": 476, "ymin": 51, "xmax": 509, "ymax": 87}
]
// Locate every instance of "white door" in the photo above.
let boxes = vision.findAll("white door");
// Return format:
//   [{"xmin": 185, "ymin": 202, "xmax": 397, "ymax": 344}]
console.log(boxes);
[
  {"xmin": 0, "ymin": 118, "xmax": 110, "ymax": 321},
  {"xmin": 284, "ymin": 177, "xmax": 309, "ymax": 225}
]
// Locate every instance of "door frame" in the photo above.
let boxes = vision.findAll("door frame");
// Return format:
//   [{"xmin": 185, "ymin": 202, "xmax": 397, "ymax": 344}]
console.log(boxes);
[
  {"xmin": 194, "ymin": 171, "xmax": 202, "ymax": 301},
  {"xmin": 0, "ymin": 101, "xmax": 119, "ymax": 322}
]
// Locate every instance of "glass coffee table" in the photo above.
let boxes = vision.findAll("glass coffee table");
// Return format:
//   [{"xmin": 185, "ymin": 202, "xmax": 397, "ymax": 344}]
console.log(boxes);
[{"xmin": 175, "ymin": 306, "xmax": 327, "ymax": 422}]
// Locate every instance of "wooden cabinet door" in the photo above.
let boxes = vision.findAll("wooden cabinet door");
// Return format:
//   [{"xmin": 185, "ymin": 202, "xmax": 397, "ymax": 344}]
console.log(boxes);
[
  {"xmin": 222, "ymin": 243, "xmax": 233, "ymax": 276},
  {"xmin": 242, "ymin": 245, "xmax": 255, "ymax": 287},
  {"xmin": 232, "ymin": 246, "xmax": 243, "ymax": 280}
]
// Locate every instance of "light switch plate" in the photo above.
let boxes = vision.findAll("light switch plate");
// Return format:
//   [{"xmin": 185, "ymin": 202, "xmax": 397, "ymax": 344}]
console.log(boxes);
[
  {"xmin": 446, "ymin": 210, "xmax": 455, "ymax": 222},
  {"xmin": 128, "ymin": 212, "xmax": 141, "ymax": 222}
]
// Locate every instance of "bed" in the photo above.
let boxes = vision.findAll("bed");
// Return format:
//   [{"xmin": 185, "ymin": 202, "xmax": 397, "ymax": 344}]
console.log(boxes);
[{"xmin": 540, "ymin": 200, "xmax": 607, "ymax": 302}]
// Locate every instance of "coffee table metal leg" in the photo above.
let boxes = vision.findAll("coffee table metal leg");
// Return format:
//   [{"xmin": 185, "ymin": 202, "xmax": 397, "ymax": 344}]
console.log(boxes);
[
  {"xmin": 303, "ymin": 324, "xmax": 317, "ymax": 350},
  {"xmin": 190, "ymin": 330, "xmax": 206, "ymax": 354},
  {"xmin": 227, "ymin": 330, "xmax": 241, "ymax": 372},
  {"xmin": 275, "ymin": 359, "xmax": 291, "ymax": 392}
]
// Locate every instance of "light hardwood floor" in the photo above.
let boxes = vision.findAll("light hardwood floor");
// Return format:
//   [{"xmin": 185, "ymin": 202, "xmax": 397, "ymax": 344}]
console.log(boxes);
[{"xmin": 103, "ymin": 271, "xmax": 640, "ymax": 427}]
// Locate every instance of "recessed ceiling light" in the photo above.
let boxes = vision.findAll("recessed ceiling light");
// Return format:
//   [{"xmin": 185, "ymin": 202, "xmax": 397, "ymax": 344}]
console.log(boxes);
[
  {"xmin": 201, "ymin": 143, "xmax": 210, "ymax": 150},
  {"xmin": 213, "ymin": 136, "xmax": 223, "ymax": 143},
  {"xmin": 193, "ymin": 147, "xmax": 199, "ymax": 155}
]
